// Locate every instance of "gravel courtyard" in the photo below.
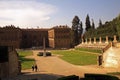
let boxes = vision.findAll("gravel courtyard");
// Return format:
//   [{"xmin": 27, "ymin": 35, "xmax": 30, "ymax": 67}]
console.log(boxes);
[{"xmin": 5, "ymin": 50, "xmax": 120, "ymax": 80}]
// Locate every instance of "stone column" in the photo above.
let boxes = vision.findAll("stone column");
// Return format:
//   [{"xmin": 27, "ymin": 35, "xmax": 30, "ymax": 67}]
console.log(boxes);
[
  {"xmin": 93, "ymin": 37, "xmax": 96, "ymax": 44},
  {"xmin": 113, "ymin": 35, "xmax": 117, "ymax": 43},
  {"xmin": 99, "ymin": 37, "xmax": 102, "ymax": 44},
  {"xmin": 89, "ymin": 38, "xmax": 92, "ymax": 44},
  {"xmin": 85, "ymin": 38, "xmax": 87, "ymax": 44},
  {"xmin": 82, "ymin": 38, "xmax": 84, "ymax": 44},
  {"xmin": 105, "ymin": 36, "xmax": 108, "ymax": 44}
]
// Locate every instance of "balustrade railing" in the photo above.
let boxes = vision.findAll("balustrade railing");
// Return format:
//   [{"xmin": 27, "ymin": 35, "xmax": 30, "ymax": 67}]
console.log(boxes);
[{"xmin": 102, "ymin": 42, "xmax": 112, "ymax": 53}]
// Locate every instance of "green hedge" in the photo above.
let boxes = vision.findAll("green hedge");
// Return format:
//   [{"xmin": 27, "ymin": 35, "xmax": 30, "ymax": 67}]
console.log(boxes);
[
  {"xmin": 84, "ymin": 73, "xmax": 119, "ymax": 80},
  {"xmin": 37, "ymin": 52, "xmax": 52, "ymax": 56},
  {"xmin": 57, "ymin": 75, "xmax": 79, "ymax": 80}
]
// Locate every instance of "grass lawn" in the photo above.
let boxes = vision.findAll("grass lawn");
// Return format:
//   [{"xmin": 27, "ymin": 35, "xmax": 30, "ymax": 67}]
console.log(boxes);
[
  {"xmin": 51, "ymin": 50, "xmax": 98, "ymax": 65},
  {"xmin": 17, "ymin": 50, "xmax": 35, "ymax": 70},
  {"xmin": 76, "ymin": 48, "xmax": 102, "ymax": 54}
]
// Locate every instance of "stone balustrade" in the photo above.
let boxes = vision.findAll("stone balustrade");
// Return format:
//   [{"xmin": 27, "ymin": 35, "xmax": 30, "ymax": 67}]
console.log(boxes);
[
  {"xmin": 113, "ymin": 35, "xmax": 117, "ymax": 43},
  {"xmin": 93, "ymin": 37, "xmax": 96, "ymax": 44},
  {"xmin": 99, "ymin": 37, "xmax": 102, "ymax": 44},
  {"xmin": 105, "ymin": 36, "xmax": 108, "ymax": 44},
  {"xmin": 75, "ymin": 35, "xmax": 118, "ymax": 49},
  {"xmin": 85, "ymin": 38, "xmax": 87, "ymax": 44},
  {"xmin": 81, "ymin": 35, "xmax": 117, "ymax": 45}
]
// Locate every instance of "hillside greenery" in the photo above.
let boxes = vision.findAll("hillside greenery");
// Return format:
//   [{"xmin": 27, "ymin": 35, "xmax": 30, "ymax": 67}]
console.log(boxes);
[{"xmin": 84, "ymin": 14, "xmax": 120, "ymax": 41}]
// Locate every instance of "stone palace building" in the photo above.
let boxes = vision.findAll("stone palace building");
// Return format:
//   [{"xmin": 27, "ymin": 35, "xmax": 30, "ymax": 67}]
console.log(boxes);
[
  {"xmin": 48, "ymin": 25, "xmax": 71, "ymax": 48},
  {"xmin": 0, "ymin": 25, "xmax": 71, "ymax": 79},
  {"xmin": 0, "ymin": 25, "xmax": 72, "ymax": 49}
]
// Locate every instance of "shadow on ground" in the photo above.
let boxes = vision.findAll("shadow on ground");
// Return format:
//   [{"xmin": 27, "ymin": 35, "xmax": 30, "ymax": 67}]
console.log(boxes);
[{"xmin": 2, "ymin": 72, "xmax": 64, "ymax": 80}]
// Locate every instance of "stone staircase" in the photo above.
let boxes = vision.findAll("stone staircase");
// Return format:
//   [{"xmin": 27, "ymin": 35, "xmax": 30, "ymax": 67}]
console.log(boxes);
[{"xmin": 75, "ymin": 43, "xmax": 108, "ymax": 50}]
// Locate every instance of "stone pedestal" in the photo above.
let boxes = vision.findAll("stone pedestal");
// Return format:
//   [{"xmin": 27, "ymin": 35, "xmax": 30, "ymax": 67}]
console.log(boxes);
[
  {"xmin": 85, "ymin": 39, "xmax": 87, "ymax": 44},
  {"xmin": 105, "ymin": 36, "xmax": 108, "ymax": 44},
  {"xmin": 82, "ymin": 38, "xmax": 84, "ymax": 44},
  {"xmin": 113, "ymin": 35, "xmax": 117, "ymax": 43},
  {"xmin": 89, "ymin": 38, "xmax": 92, "ymax": 44},
  {"xmin": 99, "ymin": 37, "xmax": 102, "ymax": 44},
  {"xmin": 93, "ymin": 37, "xmax": 96, "ymax": 44}
]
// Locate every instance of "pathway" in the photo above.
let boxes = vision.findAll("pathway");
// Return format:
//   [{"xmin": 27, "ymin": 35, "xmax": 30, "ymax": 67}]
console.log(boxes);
[{"xmin": 4, "ymin": 50, "xmax": 120, "ymax": 80}]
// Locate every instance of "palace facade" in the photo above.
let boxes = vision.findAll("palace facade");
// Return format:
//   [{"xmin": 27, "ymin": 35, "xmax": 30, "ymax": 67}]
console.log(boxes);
[
  {"xmin": 0, "ymin": 26, "xmax": 22, "ymax": 48},
  {"xmin": 48, "ymin": 26, "xmax": 71, "ymax": 48},
  {"xmin": 21, "ymin": 29, "xmax": 49, "ymax": 48},
  {"xmin": 0, "ymin": 25, "xmax": 71, "ymax": 49}
]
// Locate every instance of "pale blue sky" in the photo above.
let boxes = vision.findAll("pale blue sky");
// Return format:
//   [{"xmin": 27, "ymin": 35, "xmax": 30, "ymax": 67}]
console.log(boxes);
[{"xmin": 0, "ymin": 0, "xmax": 120, "ymax": 28}]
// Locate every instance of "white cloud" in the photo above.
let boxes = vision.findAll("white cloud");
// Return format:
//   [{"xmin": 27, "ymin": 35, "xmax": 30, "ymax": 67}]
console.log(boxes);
[{"xmin": 0, "ymin": 0, "xmax": 57, "ymax": 28}]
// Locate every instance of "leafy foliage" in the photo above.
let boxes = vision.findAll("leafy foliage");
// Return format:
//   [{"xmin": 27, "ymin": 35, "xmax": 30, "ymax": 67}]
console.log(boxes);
[
  {"xmin": 99, "ymin": 19, "xmax": 103, "ymax": 27},
  {"xmin": 85, "ymin": 14, "xmax": 91, "ymax": 31},
  {"xmin": 91, "ymin": 19, "xmax": 95, "ymax": 29},
  {"xmin": 72, "ymin": 16, "xmax": 83, "ymax": 46},
  {"xmin": 84, "ymin": 14, "xmax": 120, "ymax": 41}
]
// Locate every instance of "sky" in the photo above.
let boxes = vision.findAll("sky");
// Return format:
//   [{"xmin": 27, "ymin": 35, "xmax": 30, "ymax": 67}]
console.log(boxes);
[{"xmin": 0, "ymin": 0, "xmax": 120, "ymax": 29}]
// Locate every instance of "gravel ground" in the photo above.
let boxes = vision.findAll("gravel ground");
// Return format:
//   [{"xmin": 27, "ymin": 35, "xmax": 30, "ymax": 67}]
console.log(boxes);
[{"xmin": 3, "ymin": 50, "xmax": 119, "ymax": 80}]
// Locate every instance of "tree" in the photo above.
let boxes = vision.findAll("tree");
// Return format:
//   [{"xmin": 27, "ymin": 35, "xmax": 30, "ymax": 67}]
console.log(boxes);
[
  {"xmin": 99, "ymin": 19, "xmax": 102, "ymax": 27},
  {"xmin": 78, "ymin": 21, "xmax": 83, "ymax": 42},
  {"xmin": 85, "ymin": 14, "xmax": 91, "ymax": 31},
  {"xmin": 72, "ymin": 15, "xmax": 83, "ymax": 46},
  {"xmin": 72, "ymin": 16, "xmax": 80, "ymax": 30},
  {"xmin": 91, "ymin": 19, "xmax": 95, "ymax": 29}
]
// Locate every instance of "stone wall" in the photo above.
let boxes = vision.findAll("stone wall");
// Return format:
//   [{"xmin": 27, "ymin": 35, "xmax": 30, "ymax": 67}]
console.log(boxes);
[
  {"xmin": 102, "ymin": 47, "xmax": 120, "ymax": 68},
  {"xmin": 0, "ymin": 46, "xmax": 19, "ymax": 79},
  {"xmin": 8, "ymin": 47, "xmax": 19, "ymax": 77}
]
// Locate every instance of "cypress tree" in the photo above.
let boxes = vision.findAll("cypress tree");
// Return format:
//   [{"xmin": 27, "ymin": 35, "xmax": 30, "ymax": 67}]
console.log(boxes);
[
  {"xmin": 72, "ymin": 16, "xmax": 83, "ymax": 46},
  {"xmin": 85, "ymin": 14, "xmax": 91, "ymax": 31}
]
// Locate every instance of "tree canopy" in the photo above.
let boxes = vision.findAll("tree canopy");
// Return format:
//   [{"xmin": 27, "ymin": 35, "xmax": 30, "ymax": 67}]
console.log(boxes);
[
  {"xmin": 85, "ymin": 14, "xmax": 91, "ymax": 31},
  {"xmin": 84, "ymin": 14, "xmax": 120, "ymax": 41},
  {"xmin": 71, "ymin": 15, "xmax": 83, "ymax": 46}
]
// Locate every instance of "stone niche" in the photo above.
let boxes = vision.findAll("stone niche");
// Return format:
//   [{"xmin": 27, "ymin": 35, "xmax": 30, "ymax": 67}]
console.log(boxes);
[{"xmin": 0, "ymin": 46, "xmax": 20, "ymax": 79}]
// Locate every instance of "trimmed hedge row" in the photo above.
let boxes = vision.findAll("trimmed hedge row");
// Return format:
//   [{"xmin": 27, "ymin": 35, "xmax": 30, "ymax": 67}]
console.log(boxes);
[
  {"xmin": 57, "ymin": 75, "xmax": 79, "ymax": 80},
  {"xmin": 37, "ymin": 52, "xmax": 52, "ymax": 56},
  {"xmin": 83, "ymin": 73, "xmax": 119, "ymax": 80},
  {"xmin": 57, "ymin": 74, "xmax": 119, "ymax": 80}
]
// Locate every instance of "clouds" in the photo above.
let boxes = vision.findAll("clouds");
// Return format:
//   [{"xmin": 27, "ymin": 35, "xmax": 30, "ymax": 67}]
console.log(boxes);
[{"xmin": 0, "ymin": 0, "xmax": 57, "ymax": 28}]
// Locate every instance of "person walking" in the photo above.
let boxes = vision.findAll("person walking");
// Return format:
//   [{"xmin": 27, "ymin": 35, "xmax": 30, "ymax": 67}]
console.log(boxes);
[
  {"xmin": 34, "ymin": 64, "xmax": 38, "ymax": 72},
  {"xmin": 32, "ymin": 65, "xmax": 34, "ymax": 71}
]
